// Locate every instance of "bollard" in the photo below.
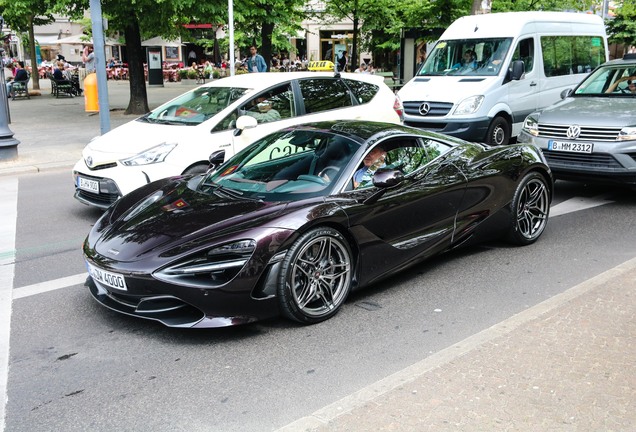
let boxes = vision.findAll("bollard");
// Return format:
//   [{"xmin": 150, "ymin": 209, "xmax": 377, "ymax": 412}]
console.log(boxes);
[{"xmin": 84, "ymin": 72, "xmax": 99, "ymax": 112}]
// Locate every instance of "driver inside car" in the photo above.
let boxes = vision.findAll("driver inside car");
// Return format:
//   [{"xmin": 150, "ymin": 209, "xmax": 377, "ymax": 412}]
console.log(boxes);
[{"xmin": 353, "ymin": 146, "xmax": 387, "ymax": 189}]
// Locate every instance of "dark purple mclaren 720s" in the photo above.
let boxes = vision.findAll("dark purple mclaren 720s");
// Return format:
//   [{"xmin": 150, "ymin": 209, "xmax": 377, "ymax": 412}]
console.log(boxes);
[{"xmin": 83, "ymin": 120, "xmax": 553, "ymax": 328}]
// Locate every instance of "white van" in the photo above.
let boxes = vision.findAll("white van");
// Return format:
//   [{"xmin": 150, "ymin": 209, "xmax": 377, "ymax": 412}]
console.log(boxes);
[{"xmin": 398, "ymin": 11, "xmax": 608, "ymax": 145}]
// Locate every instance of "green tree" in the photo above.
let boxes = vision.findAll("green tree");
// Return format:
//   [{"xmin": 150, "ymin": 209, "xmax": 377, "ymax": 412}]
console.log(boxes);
[
  {"xmin": 491, "ymin": 0, "xmax": 596, "ymax": 12},
  {"xmin": 606, "ymin": 0, "xmax": 636, "ymax": 50},
  {"xmin": 232, "ymin": 0, "xmax": 306, "ymax": 69},
  {"xmin": 57, "ymin": 0, "xmax": 227, "ymax": 114},
  {"xmin": 0, "ymin": 0, "xmax": 56, "ymax": 90}
]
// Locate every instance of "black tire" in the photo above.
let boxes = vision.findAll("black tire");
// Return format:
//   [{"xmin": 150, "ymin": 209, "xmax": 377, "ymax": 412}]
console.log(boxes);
[
  {"xmin": 278, "ymin": 227, "xmax": 353, "ymax": 324},
  {"xmin": 182, "ymin": 163, "xmax": 209, "ymax": 176},
  {"xmin": 486, "ymin": 116, "xmax": 511, "ymax": 146},
  {"xmin": 507, "ymin": 172, "xmax": 550, "ymax": 245}
]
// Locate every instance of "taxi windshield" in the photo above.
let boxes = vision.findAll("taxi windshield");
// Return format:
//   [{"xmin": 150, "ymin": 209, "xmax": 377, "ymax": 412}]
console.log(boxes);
[
  {"xmin": 142, "ymin": 86, "xmax": 249, "ymax": 125},
  {"xmin": 418, "ymin": 38, "xmax": 512, "ymax": 77}
]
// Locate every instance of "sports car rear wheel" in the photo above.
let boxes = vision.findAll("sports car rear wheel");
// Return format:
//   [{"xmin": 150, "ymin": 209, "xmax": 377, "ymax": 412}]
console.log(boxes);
[
  {"xmin": 507, "ymin": 172, "xmax": 550, "ymax": 245},
  {"xmin": 278, "ymin": 227, "xmax": 352, "ymax": 324}
]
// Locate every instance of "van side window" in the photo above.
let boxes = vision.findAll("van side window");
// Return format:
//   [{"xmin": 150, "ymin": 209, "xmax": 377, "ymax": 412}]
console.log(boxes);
[
  {"xmin": 512, "ymin": 37, "xmax": 534, "ymax": 74},
  {"xmin": 541, "ymin": 36, "xmax": 606, "ymax": 77}
]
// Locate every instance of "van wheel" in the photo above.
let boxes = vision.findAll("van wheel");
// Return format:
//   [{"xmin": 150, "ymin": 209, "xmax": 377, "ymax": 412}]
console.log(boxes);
[
  {"xmin": 182, "ymin": 163, "xmax": 209, "ymax": 176},
  {"xmin": 486, "ymin": 116, "xmax": 510, "ymax": 146}
]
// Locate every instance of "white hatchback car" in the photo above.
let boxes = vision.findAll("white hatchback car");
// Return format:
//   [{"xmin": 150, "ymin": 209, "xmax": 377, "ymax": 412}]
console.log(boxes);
[{"xmin": 73, "ymin": 71, "xmax": 404, "ymax": 209}]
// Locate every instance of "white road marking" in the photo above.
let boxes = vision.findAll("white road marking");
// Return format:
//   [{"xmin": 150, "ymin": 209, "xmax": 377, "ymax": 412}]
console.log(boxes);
[
  {"xmin": 12, "ymin": 273, "xmax": 87, "ymax": 300},
  {"xmin": 549, "ymin": 193, "xmax": 613, "ymax": 217},
  {"xmin": 0, "ymin": 178, "xmax": 18, "ymax": 432}
]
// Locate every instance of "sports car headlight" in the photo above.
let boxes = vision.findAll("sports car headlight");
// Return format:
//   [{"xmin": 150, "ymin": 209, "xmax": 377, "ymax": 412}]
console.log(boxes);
[
  {"xmin": 121, "ymin": 142, "xmax": 177, "ymax": 166},
  {"xmin": 154, "ymin": 240, "xmax": 257, "ymax": 288},
  {"xmin": 523, "ymin": 115, "xmax": 539, "ymax": 136},
  {"xmin": 617, "ymin": 127, "xmax": 636, "ymax": 141},
  {"xmin": 453, "ymin": 95, "xmax": 484, "ymax": 115}
]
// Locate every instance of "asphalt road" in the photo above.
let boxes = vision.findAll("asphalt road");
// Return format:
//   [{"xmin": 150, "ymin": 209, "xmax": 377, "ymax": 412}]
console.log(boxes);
[{"xmin": 2, "ymin": 171, "xmax": 635, "ymax": 432}]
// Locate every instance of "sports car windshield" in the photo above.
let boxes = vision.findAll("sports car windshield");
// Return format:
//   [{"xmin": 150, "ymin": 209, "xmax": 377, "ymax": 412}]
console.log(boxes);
[
  {"xmin": 574, "ymin": 64, "xmax": 636, "ymax": 96},
  {"xmin": 200, "ymin": 129, "xmax": 360, "ymax": 201},
  {"xmin": 418, "ymin": 38, "xmax": 512, "ymax": 77},
  {"xmin": 141, "ymin": 86, "xmax": 249, "ymax": 125}
]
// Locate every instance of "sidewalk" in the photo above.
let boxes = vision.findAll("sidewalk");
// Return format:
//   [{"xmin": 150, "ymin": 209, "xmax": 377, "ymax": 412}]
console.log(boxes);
[
  {"xmin": 3, "ymin": 77, "xmax": 636, "ymax": 432},
  {"xmin": 0, "ymin": 78, "xmax": 199, "ymax": 176},
  {"xmin": 279, "ymin": 258, "xmax": 636, "ymax": 432}
]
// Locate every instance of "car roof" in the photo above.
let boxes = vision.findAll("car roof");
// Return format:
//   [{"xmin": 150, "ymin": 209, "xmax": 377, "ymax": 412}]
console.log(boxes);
[
  {"xmin": 282, "ymin": 120, "xmax": 430, "ymax": 144},
  {"xmin": 199, "ymin": 71, "xmax": 386, "ymax": 90}
]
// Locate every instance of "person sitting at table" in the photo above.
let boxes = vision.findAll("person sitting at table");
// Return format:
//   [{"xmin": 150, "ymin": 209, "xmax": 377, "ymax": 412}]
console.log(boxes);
[{"xmin": 53, "ymin": 61, "xmax": 65, "ymax": 81}]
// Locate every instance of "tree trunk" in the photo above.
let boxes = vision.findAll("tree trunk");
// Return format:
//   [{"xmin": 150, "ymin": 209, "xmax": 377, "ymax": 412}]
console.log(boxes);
[
  {"xmin": 124, "ymin": 18, "xmax": 149, "ymax": 115},
  {"xmin": 28, "ymin": 16, "xmax": 40, "ymax": 90},
  {"xmin": 260, "ymin": 22, "xmax": 274, "ymax": 72},
  {"xmin": 352, "ymin": 14, "xmax": 359, "ymax": 72}
]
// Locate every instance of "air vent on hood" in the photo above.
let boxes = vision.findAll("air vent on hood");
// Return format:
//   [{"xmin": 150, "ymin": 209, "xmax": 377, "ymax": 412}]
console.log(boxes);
[
  {"xmin": 414, "ymin": 78, "xmax": 430, "ymax": 82},
  {"xmin": 459, "ymin": 78, "xmax": 485, "ymax": 82}
]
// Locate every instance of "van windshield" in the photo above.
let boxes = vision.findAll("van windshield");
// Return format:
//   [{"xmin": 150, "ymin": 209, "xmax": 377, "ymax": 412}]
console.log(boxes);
[
  {"xmin": 142, "ymin": 86, "xmax": 249, "ymax": 126},
  {"xmin": 418, "ymin": 38, "xmax": 513, "ymax": 77}
]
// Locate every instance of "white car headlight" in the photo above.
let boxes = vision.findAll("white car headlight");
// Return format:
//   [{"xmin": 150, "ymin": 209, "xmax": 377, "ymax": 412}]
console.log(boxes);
[
  {"xmin": 523, "ymin": 115, "xmax": 539, "ymax": 137},
  {"xmin": 121, "ymin": 142, "xmax": 177, "ymax": 166},
  {"xmin": 617, "ymin": 127, "xmax": 636, "ymax": 141},
  {"xmin": 453, "ymin": 95, "xmax": 484, "ymax": 116}
]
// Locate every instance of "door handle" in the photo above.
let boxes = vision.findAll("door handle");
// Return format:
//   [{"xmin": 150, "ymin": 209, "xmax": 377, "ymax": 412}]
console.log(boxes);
[{"xmin": 529, "ymin": 81, "xmax": 537, "ymax": 87}]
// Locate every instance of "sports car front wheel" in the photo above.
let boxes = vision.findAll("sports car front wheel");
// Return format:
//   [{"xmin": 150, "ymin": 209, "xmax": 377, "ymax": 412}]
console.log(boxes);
[
  {"xmin": 507, "ymin": 172, "xmax": 550, "ymax": 245},
  {"xmin": 278, "ymin": 227, "xmax": 353, "ymax": 324}
]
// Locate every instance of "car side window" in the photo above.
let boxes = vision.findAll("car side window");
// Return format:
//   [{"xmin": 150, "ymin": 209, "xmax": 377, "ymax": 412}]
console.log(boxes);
[
  {"xmin": 349, "ymin": 138, "xmax": 424, "ymax": 190},
  {"xmin": 211, "ymin": 84, "xmax": 295, "ymax": 132},
  {"xmin": 511, "ymin": 37, "xmax": 534, "ymax": 74},
  {"xmin": 343, "ymin": 79, "xmax": 379, "ymax": 104},
  {"xmin": 298, "ymin": 79, "xmax": 354, "ymax": 114}
]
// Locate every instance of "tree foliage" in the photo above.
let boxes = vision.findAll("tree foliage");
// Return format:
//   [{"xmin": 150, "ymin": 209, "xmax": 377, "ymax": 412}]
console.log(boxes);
[
  {"xmin": 491, "ymin": 0, "xmax": 596, "ymax": 12},
  {"xmin": 606, "ymin": 0, "xmax": 636, "ymax": 48},
  {"xmin": 0, "ymin": 0, "xmax": 56, "ymax": 90}
]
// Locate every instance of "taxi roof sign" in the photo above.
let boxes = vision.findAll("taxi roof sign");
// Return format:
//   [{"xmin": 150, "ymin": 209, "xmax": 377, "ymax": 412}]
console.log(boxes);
[{"xmin": 308, "ymin": 60, "xmax": 335, "ymax": 71}]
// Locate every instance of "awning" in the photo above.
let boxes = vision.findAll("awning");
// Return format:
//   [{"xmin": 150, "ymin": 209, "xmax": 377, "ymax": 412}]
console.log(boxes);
[
  {"xmin": 142, "ymin": 36, "xmax": 184, "ymax": 47},
  {"xmin": 54, "ymin": 34, "xmax": 122, "ymax": 45}
]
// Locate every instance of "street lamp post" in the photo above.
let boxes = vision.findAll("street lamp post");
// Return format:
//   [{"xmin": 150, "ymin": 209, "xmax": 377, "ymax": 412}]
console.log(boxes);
[{"xmin": 0, "ymin": 16, "xmax": 20, "ymax": 160}]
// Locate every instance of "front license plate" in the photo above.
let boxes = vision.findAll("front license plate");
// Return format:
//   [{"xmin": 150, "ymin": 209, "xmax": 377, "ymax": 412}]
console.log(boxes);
[
  {"xmin": 548, "ymin": 140, "xmax": 593, "ymax": 154},
  {"xmin": 77, "ymin": 176, "xmax": 99, "ymax": 193},
  {"xmin": 87, "ymin": 262, "xmax": 127, "ymax": 291}
]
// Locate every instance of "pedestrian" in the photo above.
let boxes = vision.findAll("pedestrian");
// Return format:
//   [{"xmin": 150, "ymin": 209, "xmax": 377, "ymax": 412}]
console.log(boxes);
[
  {"xmin": 337, "ymin": 50, "xmax": 348, "ymax": 72},
  {"xmin": 82, "ymin": 45, "xmax": 95, "ymax": 73},
  {"xmin": 246, "ymin": 45, "xmax": 267, "ymax": 73}
]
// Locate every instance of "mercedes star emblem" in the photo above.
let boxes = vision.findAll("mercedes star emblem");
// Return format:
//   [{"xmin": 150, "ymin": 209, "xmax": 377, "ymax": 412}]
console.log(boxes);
[{"xmin": 419, "ymin": 102, "xmax": 431, "ymax": 116}]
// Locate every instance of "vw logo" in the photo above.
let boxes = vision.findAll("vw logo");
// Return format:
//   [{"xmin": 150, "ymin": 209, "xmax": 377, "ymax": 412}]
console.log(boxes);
[
  {"xmin": 86, "ymin": 156, "xmax": 93, "ymax": 168},
  {"xmin": 419, "ymin": 102, "xmax": 431, "ymax": 116},
  {"xmin": 566, "ymin": 125, "xmax": 581, "ymax": 139}
]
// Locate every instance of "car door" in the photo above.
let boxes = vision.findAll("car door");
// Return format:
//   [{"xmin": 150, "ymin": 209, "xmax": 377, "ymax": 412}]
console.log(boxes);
[
  {"xmin": 335, "ymin": 136, "xmax": 467, "ymax": 286},
  {"xmin": 211, "ymin": 82, "xmax": 299, "ymax": 158},
  {"xmin": 508, "ymin": 36, "xmax": 540, "ymax": 130}
]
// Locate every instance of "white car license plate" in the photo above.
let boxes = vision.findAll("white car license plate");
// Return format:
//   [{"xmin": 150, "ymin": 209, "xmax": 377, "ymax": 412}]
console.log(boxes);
[
  {"xmin": 77, "ymin": 176, "xmax": 99, "ymax": 193},
  {"xmin": 87, "ymin": 262, "xmax": 127, "ymax": 291},
  {"xmin": 547, "ymin": 140, "xmax": 593, "ymax": 154}
]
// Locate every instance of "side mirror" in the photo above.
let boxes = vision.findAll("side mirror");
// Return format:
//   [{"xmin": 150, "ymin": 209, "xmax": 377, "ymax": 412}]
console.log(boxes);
[
  {"xmin": 372, "ymin": 169, "xmax": 405, "ymax": 188},
  {"xmin": 509, "ymin": 60, "xmax": 525, "ymax": 81},
  {"xmin": 560, "ymin": 88, "xmax": 573, "ymax": 99},
  {"xmin": 207, "ymin": 150, "xmax": 225, "ymax": 172},
  {"xmin": 234, "ymin": 115, "xmax": 258, "ymax": 136}
]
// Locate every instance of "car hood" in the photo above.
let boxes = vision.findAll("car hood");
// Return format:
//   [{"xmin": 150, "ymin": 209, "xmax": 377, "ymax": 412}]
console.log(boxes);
[
  {"xmin": 92, "ymin": 183, "xmax": 293, "ymax": 262},
  {"xmin": 399, "ymin": 75, "xmax": 495, "ymax": 103},
  {"xmin": 537, "ymin": 97, "xmax": 636, "ymax": 126},
  {"xmin": 84, "ymin": 119, "xmax": 195, "ymax": 160}
]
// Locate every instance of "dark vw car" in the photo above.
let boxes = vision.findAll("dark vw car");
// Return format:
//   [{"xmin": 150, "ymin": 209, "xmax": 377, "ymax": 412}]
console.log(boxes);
[{"xmin": 83, "ymin": 121, "xmax": 552, "ymax": 328}]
